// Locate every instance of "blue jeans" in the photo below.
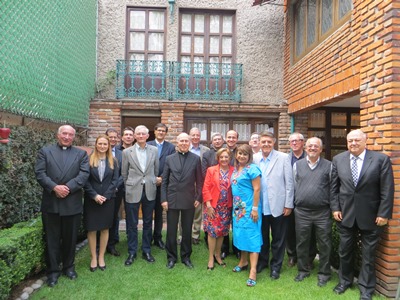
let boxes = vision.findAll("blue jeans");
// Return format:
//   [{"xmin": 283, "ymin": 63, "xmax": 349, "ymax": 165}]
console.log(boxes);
[{"xmin": 125, "ymin": 191, "xmax": 155, "ymax": 255}]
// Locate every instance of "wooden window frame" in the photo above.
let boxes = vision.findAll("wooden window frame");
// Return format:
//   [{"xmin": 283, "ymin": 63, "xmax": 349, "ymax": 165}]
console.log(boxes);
[{"xmin": 292, "ymin": 0, "xmax": 352, "ymax": 62}]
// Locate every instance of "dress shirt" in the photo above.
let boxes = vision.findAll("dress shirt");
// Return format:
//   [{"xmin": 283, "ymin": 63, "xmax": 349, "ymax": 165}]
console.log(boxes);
[
  {"xmin": 135, "ymin": 144, "xmax": 147, "ymax": 174},
  {"xmin": 190, "ymin": 145, "xmax": 201, "ymax": 157}
]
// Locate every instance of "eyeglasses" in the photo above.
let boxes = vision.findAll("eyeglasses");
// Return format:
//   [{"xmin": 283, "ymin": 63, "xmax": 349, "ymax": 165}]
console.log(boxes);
[
  {"xmin": 156, "ymin": 129, "xmax": 166, "ymax": 133},
  {"xmin": 290, "ymin": 139, "xmax": 303, "ymax": 144}
]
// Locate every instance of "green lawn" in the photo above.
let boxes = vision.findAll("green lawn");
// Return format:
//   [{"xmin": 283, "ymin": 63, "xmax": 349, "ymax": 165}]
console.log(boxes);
[{"xmin": 31, "ymin": 231, "xmax": 386, "ymax": 300}]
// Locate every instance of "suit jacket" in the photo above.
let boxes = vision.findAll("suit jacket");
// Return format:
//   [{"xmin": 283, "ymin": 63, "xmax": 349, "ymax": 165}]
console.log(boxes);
[
  {"xmin": 330, "ymin": 150, "xmax": 394, "ymax": 230},
  {"xmin": 253, "ymin": 149, "xmax": 294, "ymax": 217},
  {"xmin": 161, "ymin": 151, "xmax": 203, "ymax": 209},
  {"xmin": 113, "ymin": 147, "xmax": 124, "ymax": 192},
  {"xmin": 35, "ymin": 144, "xmax": 90, "ymax": 216},
  {"xmin": 190, "ymin": 144, "xmax": 210, "ymax": 161},
  {"xmin": 121, "ymin": 144, "xmax": 159, "ymax": 203},
  {"xmin": 83, "ymin": 158, "xmax": 119, "ymax": 201},
  {"xmin": 201, "ymin": 147, "xmax": 219, "ymax": 178},
  {"xmin": 147, "ymin": 140, "xmax": 176, "ymax": 176},
  {"xmin": 202, "ymin": 165, "xmax": 234, "ymax": 208}
]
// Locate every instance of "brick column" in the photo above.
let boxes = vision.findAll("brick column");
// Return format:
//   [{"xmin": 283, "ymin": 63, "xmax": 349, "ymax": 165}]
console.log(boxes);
[
  {"xmin": 358, "ymin": 0, "xmax": 400, "ymax": 297},
  {"xmin": 160, "ymin": 102, "xmax": 186, "ymax": 143}
]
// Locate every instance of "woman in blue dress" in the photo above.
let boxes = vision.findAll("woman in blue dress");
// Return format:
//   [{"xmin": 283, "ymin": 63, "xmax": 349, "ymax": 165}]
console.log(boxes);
[{"xmin": 231, "ymin": 144, "xmax": 262, "ymax": 287}]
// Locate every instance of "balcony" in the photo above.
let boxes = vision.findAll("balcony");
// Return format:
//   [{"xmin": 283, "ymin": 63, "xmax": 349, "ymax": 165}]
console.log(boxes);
[{"xmin": 116, "ymin": 60, "xmax": 243, "ymax": 102}]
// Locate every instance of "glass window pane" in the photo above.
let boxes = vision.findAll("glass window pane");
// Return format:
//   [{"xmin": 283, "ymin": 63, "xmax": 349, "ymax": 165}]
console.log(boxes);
[
  {"xmin": 331, "ymin": 112, "xmax": 346, "ymax": 126},
  {"xmin": 148, "ymin": 33, "xmax": 164, "ymax": 51},
  {"xmin": 210, "ymin": 37, "xmax": 219, "ymax": 54},
  {"xmin": 211, "ymin": 121, "xmax": 229, "ymax": 136},
  {"xmin": 209, "ymin": 57, "xmax": 219, "ymax": 75},
  {"xmin": 308, "ymin": 111, "xmax": 326, "ymax": 128},
  {"xmin": 130, "ymin": 32, "xmax": 145, "ymax": 51},
  {"xmin": 148, "ymin": 56, "xmax": 164, "ymax": 72},
  {"xmin": 181, "ymin": 36, "xmax": 191, "ymax": 53},
  {"xmin": 194, "ymin": 14, "xmax": 204, "ymax": 33},
  {"xmin": 130, "ymin": 11, "xmax": 145, "ymax": 30},
  {"xmin": 351, "ymin": 113, "xmax": 360, "ymax": 126},
  {"xmin": 181, "ymin": 56, "xmax": 191, "ymax": 74},
  {"xmin": 321, "ymin": 0, "xmax": 333, "ymax": 35},
  {"xmin": 194, "ymin": 36, "xmax": 204, "ymax": 53},
  {"xmin": 307, "ymin": 0, "xmax": 316, "ymax": 46},
  {"xmin": 223, "ymin": 15, "xmax": 233, "ymax": 33},
  {"xmin": 255, "ymin": 123, "xmax": 270, "ymax": 133},
  {"xmin": 210, "ymin": 15, "xmax": 220, "ymax": 33},
  {"xmin": 129, "ymin": 56, "xmax": 145, "ymax": 72},
  {"xmin": 130, "ymin": 53, "xmax": 144, "ymax": 61},
  {"xmin": 194, "ymin": 57, "xmax": 203, "ymax": 74},
  {"xmin": 339, "ymin": 0, "xmax": 352, "ymax": 19},
  {"xmin": 233, "ymin": 122, "xmax": 251, "ymax": 141},
  {"xmin": 148, "ymin": 54, "xmax": 163, "ymax": 61},
  {"xmin": 295, "ymin": 0, "xmax": 305, "ymax": 57},
  {"xmin": 222, "ymin": 37, "xmax": 232, "ymax": 54},
  {"xmin": 182, "ymin": 14, "xmax": 192, "ymax": 31},
  {"xmin": 149, "ymin": 11, "xmax": 164, "ymax": 30},
  {"xmin": 221, "ymin": 58, "xmax": 231, "ymax": 76}
]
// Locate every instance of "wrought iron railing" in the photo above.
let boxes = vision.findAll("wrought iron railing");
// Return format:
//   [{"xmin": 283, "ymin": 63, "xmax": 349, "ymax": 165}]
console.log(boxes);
[{"xmin": 116, "ymin": 60, "xmax": 243, "ymax": 102}]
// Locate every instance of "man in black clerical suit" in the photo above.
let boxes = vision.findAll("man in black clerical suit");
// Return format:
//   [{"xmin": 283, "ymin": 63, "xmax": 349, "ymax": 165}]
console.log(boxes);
[
  {"xmin": 147, "ymin": 123, "xmax": 176, "ymax": 250},
  {"xmin": 35, "ymin": 125, "xmax": 89, "ymax": 287},
  {"xmin": 161, "ymin": 132, "xmax": 202, "ymax": 269},
  {"xmin": 331, "ymin": 129, "xmax": 394, "ymax": 300}
]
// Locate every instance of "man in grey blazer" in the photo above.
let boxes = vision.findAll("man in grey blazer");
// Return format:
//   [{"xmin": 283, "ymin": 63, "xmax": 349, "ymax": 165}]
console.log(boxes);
[
  {"xmin": 35, "ymin": 125, "xmax": 90, "ymax": 287},
  {"xmin": 331, "ymin": 129, "xmax": 394, "ymax": 300},
  {"xmin": 161, "ymin": 132, "xmax": 203, "ymax": 269},
  {"xmin": 189, "ymin": 127, "xmax": 209, "ymax": 244},
  {"xmin": 122, "ymin": 125, "xmax": 159, "ymax": 266},
  {"xmin": 253, "ymin": 131, "xmax": 294, "ymax": 279}
]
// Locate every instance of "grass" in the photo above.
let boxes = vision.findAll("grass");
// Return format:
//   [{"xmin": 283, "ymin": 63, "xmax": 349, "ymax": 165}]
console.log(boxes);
[{"xmin": 31, "ymin": 231, "xmax": 386, "ymax": 300}]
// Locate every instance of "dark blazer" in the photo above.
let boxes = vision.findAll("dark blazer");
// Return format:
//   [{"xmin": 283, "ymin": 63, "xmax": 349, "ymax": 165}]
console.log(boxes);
[
  {"xmin": 161, "ymin": 151, "xmax": 203, "ymax": 209},
  {"xmin": 83, "ymin": 158, "xmax": 119, "ymax": 201},
  {"xmin": 330, "ymin": 150, "xmax": 394, "ymax": 230},
  {"xmin": 147, "ymin": 140, "xmax": 176, "ymax": 176},
  {"xmin": 35, "ymin": 144, "xmax": 90, "ymax": 216},
  {"xmin": 113, "ymin": 147, "xmax": 124, "ymax": 191}
]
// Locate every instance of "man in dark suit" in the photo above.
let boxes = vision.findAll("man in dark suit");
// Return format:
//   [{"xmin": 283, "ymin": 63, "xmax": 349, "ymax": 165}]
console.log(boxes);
[
  {"xmin": 35, "ymin": 125, "xmax": 90, "ymax": 287},
  {"xmin": 161, "ymin": 132, "xmax": 203, "ymax": 269},
  {"xmin": 147, "ymin": 123, "xmax": 176, "ymax": 250},
  {"xmin": 331, "ymin": 129, "xmax": 394, "ymax": 300},
  {"xmin": 105, "ymin": 128, "xmax": 124, "ymax": 256},
  {"xmin": 122, "ymin": 125, "xmax": 159, "ymax": 266}
]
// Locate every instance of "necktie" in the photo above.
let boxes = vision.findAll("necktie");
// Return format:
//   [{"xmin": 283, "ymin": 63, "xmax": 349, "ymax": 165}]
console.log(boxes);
[
  {"xmin": 157, "ymin": 143, "xmax": 162, "ymax": 158},
  {"xmin": 351, "ymin": 156, "xmax": 358, "ymax": 186}
]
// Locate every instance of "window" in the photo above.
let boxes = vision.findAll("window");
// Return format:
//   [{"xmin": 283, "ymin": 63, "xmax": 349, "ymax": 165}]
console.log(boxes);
[
  {"xmin": 127, "ymin": 8, "xmax": 166, "ymax": 61},
  {"xmin": 293, "ymin": 0, "xmax": 352, "ymax": 60},
  {"xmin": 125, "ymin": 8, "xmax": 167, "ymax": 97},
  {"xmin": 178, "ymin": 10, "xmax": 237, "ymax": 99},
  {"xmin": 186, "ymin": 117, "xmax": 275, "ymax": 146}
]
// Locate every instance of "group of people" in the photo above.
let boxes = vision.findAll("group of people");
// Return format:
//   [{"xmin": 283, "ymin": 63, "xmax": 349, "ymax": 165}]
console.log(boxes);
[{"xmin": 35, "ymin": 124, "xmax": 394, "ymax": 300}]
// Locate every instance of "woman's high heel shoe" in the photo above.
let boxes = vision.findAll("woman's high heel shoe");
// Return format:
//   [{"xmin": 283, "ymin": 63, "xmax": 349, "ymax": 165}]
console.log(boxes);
[
  {"xmin": 214, "ymin": 255, "xmax": 226, "ymax": 267},
  {"xmin": 99, "ymin": 265, "xmax": 106, "ymax": 271},
  {"xmin": 90, "ymin": 266, "xmax": 97, "ymax": 272},
  {"xmin": 207, "ymin": 265, "xmax": 214, "ymax": 271}
]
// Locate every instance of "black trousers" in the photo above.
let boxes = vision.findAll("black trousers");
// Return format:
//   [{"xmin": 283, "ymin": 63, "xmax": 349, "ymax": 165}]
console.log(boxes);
[
  {"xmin": 295, "ymin": 207, "xmax": 331, "ymax": 280},
  {"xmin": 165, "ymin": 208, "xmax": 195, "ymax": 262},
  {"xmin": 337, "ymin": 221, "xmax": 382, "ymax": 295},
  {"xmin": 286, "ymin": 211, "xmax": 318, "ymax": 262},
  {"xmin": 42, "ymin": 212, "xmax": 81, "ymax": 276},
  {"xmin": 258, "ymin": 214, "xmax": 288, "ymax": 272},
  {"xmin": 107, "ymin": 188, "xmax": 124, "ymax": 249},
  {"xmin": 152, "ymin": 187, "xmax": 164, "ymax": 242}
]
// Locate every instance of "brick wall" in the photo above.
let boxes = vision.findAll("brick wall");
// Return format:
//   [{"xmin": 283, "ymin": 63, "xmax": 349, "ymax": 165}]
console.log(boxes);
[{"xmin": 284, "ymin": 0, "xmax": 400, "ymax": 297}]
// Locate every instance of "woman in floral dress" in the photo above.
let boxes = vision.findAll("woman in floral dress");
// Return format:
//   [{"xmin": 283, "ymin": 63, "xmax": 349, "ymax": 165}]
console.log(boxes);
[
  {"xmin": 203, "ymin": 148, "xmax": 234, "ymax": 270},
  {"xmin": 231, "ymin": 144, "xmax": 262, "ymax": 287}
]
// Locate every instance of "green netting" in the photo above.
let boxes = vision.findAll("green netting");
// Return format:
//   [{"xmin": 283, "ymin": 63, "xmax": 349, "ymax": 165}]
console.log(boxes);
[{"xmin": 0, "ymin": 0, "xmax": 97, "ymax": 126}]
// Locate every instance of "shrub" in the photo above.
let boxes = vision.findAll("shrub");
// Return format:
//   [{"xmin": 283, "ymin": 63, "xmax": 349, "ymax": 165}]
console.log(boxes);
[{"xmin": 0, "ymin": 218, "xmax": 45, "ymax": 300}]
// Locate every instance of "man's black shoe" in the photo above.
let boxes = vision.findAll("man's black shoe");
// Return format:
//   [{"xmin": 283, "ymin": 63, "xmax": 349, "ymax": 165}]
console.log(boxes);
[
  {"xmin": 63, "ymin": 270, "xmax": 77, "ymax": 280},
  {"xmin": 166, "ymin": 260, "xmax": 175, "ymax": 269},
  {"xmin": 46, "ymin": 276, "xmax": 58, "ymax": 287},
  {"xmin": 221, "ymin": 252, "xmax": 229, "ymax": 260},
  {"xmin": 153, "ymin": 240, "xmax": 165, "ymax": 250},
  {"xmin": 360, "ymin": 292, "xmax": 372, "ymax": 300},
  {"xmin": 142, "ymin": 252, "xmax": 155, "ymax": 263},
  {"xmin": 182, "ymin": 259, "xmax": 194, "ymax": 269},
  {"xmin": 270, "ymin": 270, "xmax": 280, "ymax": 280},
  {"xmin": 192, "ymin": 238, "xmax": 200, "ymax": 245},
  {"xmin": 333, "ymin": 283, "xmax": 351, "ymax": 294},
  {"xmin": 294, "ymin": 273, "xmax": 310, "ymax": 282},
  {"xmin": 125, "ymin": 253, "xmax": 136, "ymax": 266},
  {"xmin": 107, "ymin": 247, "xmax": 120, "ymax": 256},
  {"xmin": 317, "ymin": 278, "xmax": 328, "ymax": 287},
  {"xmin": 288, "ymin": 257, "xmax": 297, "ymax": 267}
]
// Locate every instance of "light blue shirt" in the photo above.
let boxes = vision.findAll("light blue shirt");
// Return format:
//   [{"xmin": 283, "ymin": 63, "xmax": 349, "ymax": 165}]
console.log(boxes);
[
  {"xmin": 135, "ymin": 144, "xmax": 147, "ymax": 174},
  {"xmin": 259, "ymin": 153, "xmax": 272, "ymax": 216},
  {"xmin": 190, "ymin": 145, "xmax": 201, "ymax": 157}
]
